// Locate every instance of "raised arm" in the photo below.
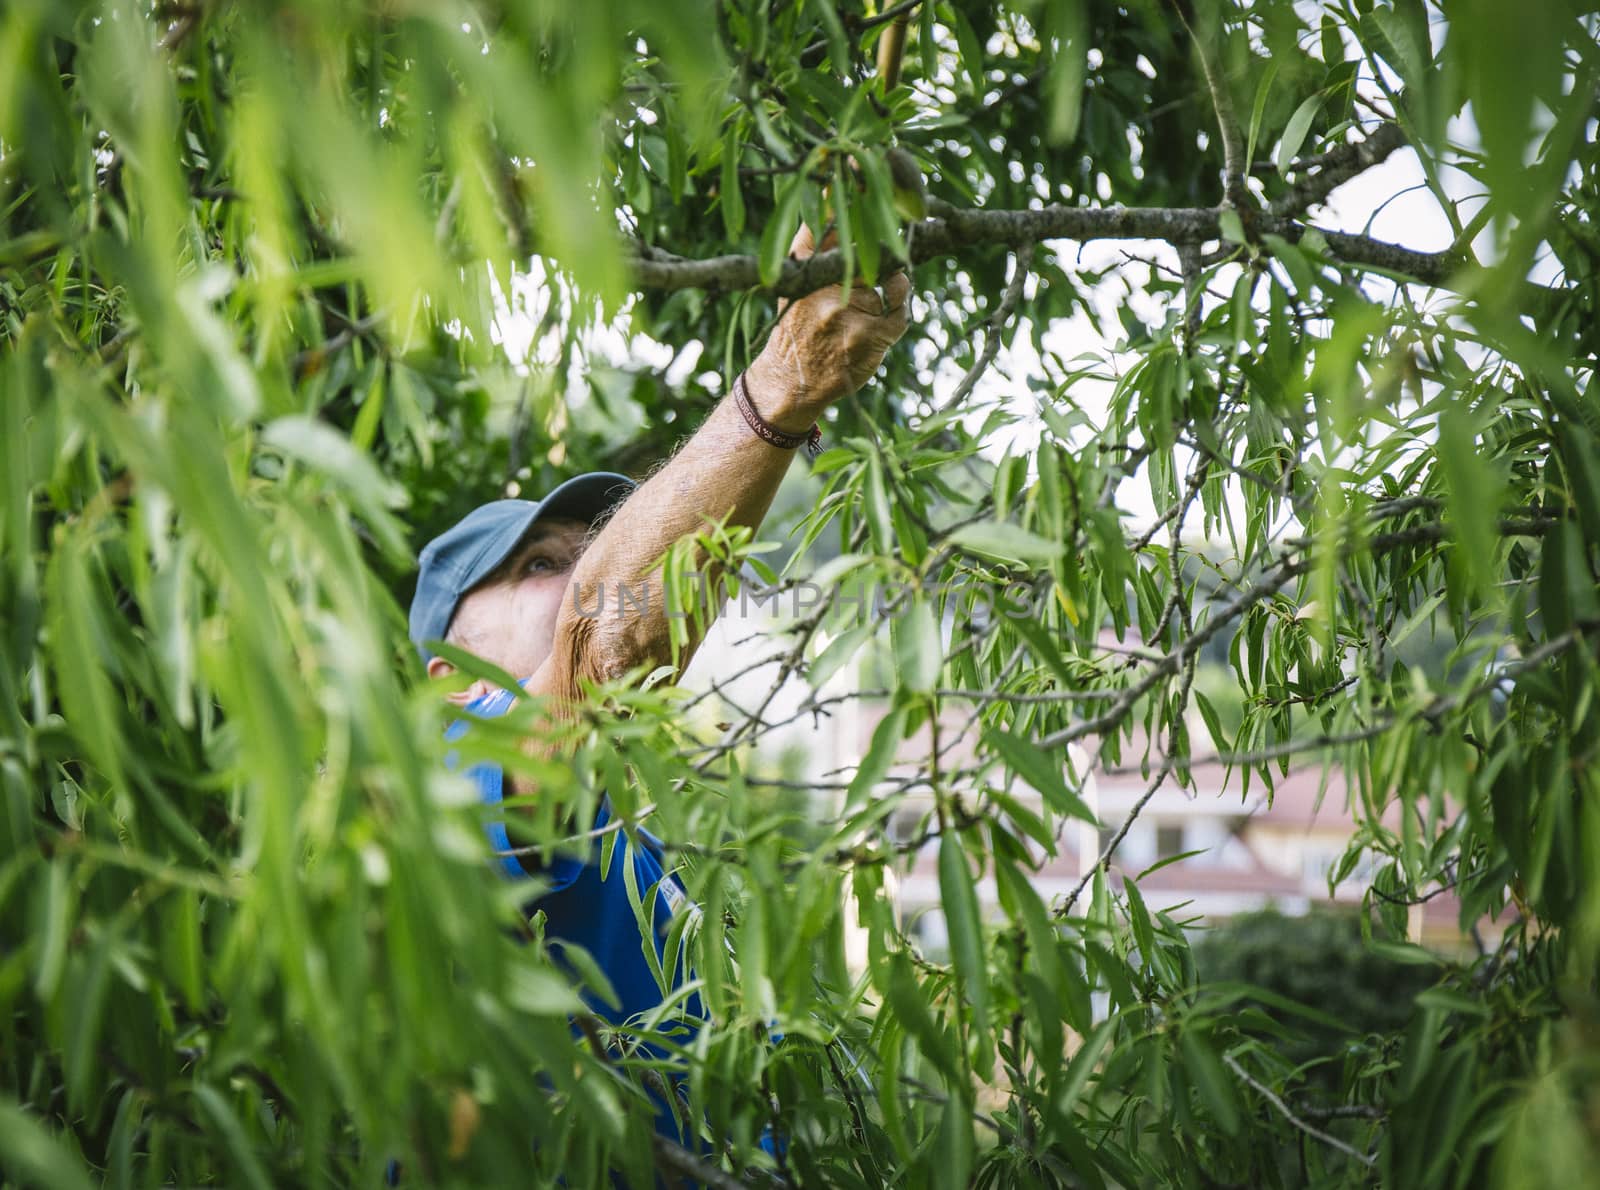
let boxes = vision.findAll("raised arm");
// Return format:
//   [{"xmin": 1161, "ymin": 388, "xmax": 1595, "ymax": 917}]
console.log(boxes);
[{"xmin": 527, "ymin": 225, "xmax": 911, "ymax": 709}]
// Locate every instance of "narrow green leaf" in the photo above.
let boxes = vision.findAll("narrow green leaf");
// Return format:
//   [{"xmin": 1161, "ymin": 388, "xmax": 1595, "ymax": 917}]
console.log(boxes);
[
  {"xmin": 945, "ymin": 520, "xmax": 1066, "ymax": 563},
  {"xmin": 884, "ymin": 952, "xmax": 958, "ymax": 1082},
  {"xmin": 1123, "ymin": 880, "xmax": 1157, "ymax": 970},
  {"xmin": 1438, "ymin": 407, "xmax": 1503, "ymax": 595},
  {"xmin": 720, "ymin": 125, "xmax": 745, "ymax": 240},
  {"xmin": 1045, "ymin": 0, "xmax": 1088, "ymax": 144},
  {"xmin": 1180, "ymin": 1030, "xmax": 1242, "ymax": 1136},
  {"xmin": 984, "ymin": 726, "xmax": 1096, "ymax": 824},
  {"xmin": 892, "ymin": 598, "xmax": 941, "ymax": 694},
  {"xmin": 951, "ymin": 9, "xmax": 986, "ymax": 96},
  {"xmin": 0, "ymin": 1099, "xmax": 97, "ymax": 1190},
  {"xmin": 846, "ymin": 705, "xmax": 907, "ymax": 810},
  {"xmin": 191, "ymin": 1085, "xmax": 274, "ymax": 1190},
  {"xmin": 1245, "ymin": 61, "xmax": 1279, "ymax": 172},
  {"xmin": 1056, "ymin": 1015, "xmax": 1116, "ymax": 1112},
  {"xmin": 758, "ymin": 176, "xmax": 803, "ymax": 288},
  {"xmin": 939, "ymin": 834, "xmax": 991, "ymax": 1068},
  {"xmin": 1276, "ymin": 94, "xmax": 1322, "ymax": 175}
]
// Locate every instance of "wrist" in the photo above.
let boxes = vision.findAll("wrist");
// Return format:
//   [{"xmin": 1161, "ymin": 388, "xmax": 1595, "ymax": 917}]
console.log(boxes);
[{"xmin": 743, "ymin": 353, "xmax": 828, "ymax": 434}]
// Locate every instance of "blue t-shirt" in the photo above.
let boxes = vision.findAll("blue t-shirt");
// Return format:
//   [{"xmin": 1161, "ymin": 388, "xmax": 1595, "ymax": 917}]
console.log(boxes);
[{"xmin": 445, "ymin": 686, "xmax": 704, "ymax": 1144}]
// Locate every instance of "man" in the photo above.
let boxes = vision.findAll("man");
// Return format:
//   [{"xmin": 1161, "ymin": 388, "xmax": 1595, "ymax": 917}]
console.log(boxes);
[{"xmin": 405, "ymin": 225, "xmax": 910, "ymax": 1157}]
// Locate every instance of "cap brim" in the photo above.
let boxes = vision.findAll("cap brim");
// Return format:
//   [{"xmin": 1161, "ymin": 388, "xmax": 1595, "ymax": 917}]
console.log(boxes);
[
  {"xmin": 466, "ymin": 471, "xmax": 637, "ymax": 589},
  {"xmin": 530, "ymin": 471, "xmax": 637, "ymax": 529}
]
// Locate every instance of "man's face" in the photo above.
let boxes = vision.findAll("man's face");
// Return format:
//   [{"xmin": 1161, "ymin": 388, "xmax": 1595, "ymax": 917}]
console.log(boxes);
[{"xmin": 426, "ymin": 516, "xmax": 591, "ymax": 689}]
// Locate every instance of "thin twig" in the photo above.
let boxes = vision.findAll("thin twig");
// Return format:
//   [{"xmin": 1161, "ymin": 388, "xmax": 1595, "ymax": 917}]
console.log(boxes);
[
  {"xmin": 1223, "ymin": 1053, "xmax": 1377, "ymax": 1168},
  {"xmin": 1169, "ymin": 0, "xmax": 1249, "ymax": 209},
  {"xmin": 938, "ymin": 243, "xmax": 1033, "ymax": 414}
]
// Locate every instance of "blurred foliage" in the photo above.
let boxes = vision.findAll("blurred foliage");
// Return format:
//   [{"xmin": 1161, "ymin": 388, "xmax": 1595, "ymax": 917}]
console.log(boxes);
[
  {"xmin": 3, "ymin": 0, "xmax": 1600, "ymax": 1187},
  {"xmin": 1195, "ymin": 907, "xmax": 1434, "ymax": 1079}
]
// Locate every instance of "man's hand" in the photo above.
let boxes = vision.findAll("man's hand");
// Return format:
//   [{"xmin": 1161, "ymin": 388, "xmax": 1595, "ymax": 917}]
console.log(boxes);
[{"xmin": 744, "ymin": 224, "xmax": 912, "ymax": 431}]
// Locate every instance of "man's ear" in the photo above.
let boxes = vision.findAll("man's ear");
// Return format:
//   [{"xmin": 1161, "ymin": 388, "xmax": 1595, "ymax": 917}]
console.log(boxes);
[{"xmin": 429, "ymin": 653, "xmax": 488, "ymax": 706}]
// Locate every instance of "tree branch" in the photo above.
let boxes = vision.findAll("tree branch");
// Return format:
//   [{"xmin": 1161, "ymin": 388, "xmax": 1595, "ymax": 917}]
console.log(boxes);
[
  {"xmin": 857, "ymin": 0, "xmax": 923, "ymax": 33},
  {"xmin": 629, "ymin": 201, "xmax": 1468, "ymax": 296},
  {"xmin": 651, "ymin": 1135, "xmax": 753, "ymax": 1190}
]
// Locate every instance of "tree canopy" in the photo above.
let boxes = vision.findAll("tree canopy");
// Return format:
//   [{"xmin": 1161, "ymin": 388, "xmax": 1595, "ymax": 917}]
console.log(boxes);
[{"xmin": 2, "ymin": 0, "xmax": 1598, "ymax": 1186}]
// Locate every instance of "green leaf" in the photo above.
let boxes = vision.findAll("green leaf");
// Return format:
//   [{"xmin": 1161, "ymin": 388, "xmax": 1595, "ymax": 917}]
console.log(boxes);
[
  {"xmin": 758, "ymin": 176, "xmax": 804, "ymax": 287},
  {"xmin": 1276, "ymin": 94, "xmax": 1322, "ymax": 174},
  {"xmin": 939, "ymin": 834, "xmax": 991, "ymax": 1069},
  {"xmin": 1193, "ymin": 690, "xmax": 1230, "ymax": 754},
  {"xmin": 719, "ymin": 125, "xmax": 746, "ymax": 240},
  {"xmin": 935, "ymin": 1089, "xmax": 974, "ymax": 1190},
  {"xmin": 1218, "ymin": 207, "xmax": 1246, "ymax": 245},
  {"xmin": 1414, "ymin": 986, "xmax": 1491, "ymax": 1018},
  {"xmin": 945, "ymin": 520, "xmax": 1066, "ymax": 563},
  {"xmin": 883, "ymin": 952, "xmax": 959, "ymax": 1082},
  {"xmin": 1245, "ymin": 61, "xmax": 1279, "ymax": 172},
  {"xmin": 846, "ymin": 705, "xmax": 907, "ymax": 811},
  {"xmin": 549, "ymin": 941, "xmax": 621, "ymax": 1013},
  {"xmin": 0, "ymin": 1099, "xmax": 97, "ymax": 1190},
  {"xmin": 260, "ymin": 415, "xmax": 409, "ymax": 558},
  {"xmin": 864, "ymin": 454, "xmax": 894, "ymax": 552},
  {"xmin": 1056, "ymin": 1015, "xmax": 1116, "ymax": 1111},
  {"xmin": 993, "ymin": 857, "xmax": 1074, "ymax": 1010},
  {"xmin": 191, "ymin": 1086, "xmax": 274, "ymax": 1190},
  {"xmin": 506, "ymin": 963, "xmax": 589, "ymax": 1016},
  {"xmin": 1044, "ymin": 0, "xmax": 1088, "ymax": 144},
  {"xmin": 892, "ymin": 597, "xmax": 941, "ymax": 694},
  {"xmin": 1180, "ymin": 1030, "xmax": 1242, "ymax": 1136},
  {"xmin": 1540, "ymin": 520, "xmax": 1600, "ymax": 636},
  {"xmin": 951, "ymin": 9, "xmax": 986, "ymax": 96},
  {"xmin": 808, "ymin": 0, "xmax": 848, "ymax": 70},
  {"xmin": 983, "ymin": 726, "xmax": 1096, "ymax": 824},
  {"xmin": 1262, "ymin": 232, "xmax": 1315, "ymax": 295},
  {"xmin": 1123, "ymin": 880, "xmax": 1156, "ymax": 970},
  {"xmin": 33, "ymin": 861, "xmax": 73, "ymax": 1003},
  {"xmin": 1367, "ymin": 939, "xmax": 1446, "ymax": 966},
  {"xmin": 425, "ymin": 638, "xmax": 526, "ymax": 699},
  {"xmin": 809, "ymin": 621, "xmax": 876, "ymax": 690},
  {"xmin": 1437, "ymin": 406, "xmax": 1504, "ymax": 595},
  {"xmin": 1367, "ymin": 3, "xmax": 1430, "ymax": 88}
]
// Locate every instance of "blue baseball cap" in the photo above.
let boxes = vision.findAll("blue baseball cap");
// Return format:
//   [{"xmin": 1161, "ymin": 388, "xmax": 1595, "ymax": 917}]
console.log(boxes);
[{"xmin": 408, "ymin": 471, "xmax": 637, "ymax": 661}]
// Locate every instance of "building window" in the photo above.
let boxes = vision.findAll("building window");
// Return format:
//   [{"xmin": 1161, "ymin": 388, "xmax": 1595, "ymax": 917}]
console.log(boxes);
[{"xmin": 1156, "ymin": 824, "xmax": 1184, "ymax": 859}]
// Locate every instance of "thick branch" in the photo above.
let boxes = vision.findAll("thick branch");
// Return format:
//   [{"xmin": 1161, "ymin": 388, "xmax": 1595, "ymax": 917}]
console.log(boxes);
[{"xmin": 630, "ymin": 202, "xmax": 1467, "ymax": 296}]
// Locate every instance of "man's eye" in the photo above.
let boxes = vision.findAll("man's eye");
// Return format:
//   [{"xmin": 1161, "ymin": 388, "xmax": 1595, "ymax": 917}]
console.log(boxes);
[{"xmin": 524, "ymin": 556, "xmax": 557, "ymax": 575}]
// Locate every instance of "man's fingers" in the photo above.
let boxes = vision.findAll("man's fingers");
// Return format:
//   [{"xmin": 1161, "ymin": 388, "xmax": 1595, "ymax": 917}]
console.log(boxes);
[
  {"xmin": 880, "ymin": 268, "xmax": 912, "ymax": 314},
  {"xmin": 882, "ymin": 291, "xmax": 911, "ymax": 337},
  {"xmin": 845, "ymin": 285, "xmax": 887, "ymax": 315},
  {"xmin": 841, "ymin": 270, "xmax": 912, "ymax": 321}
]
